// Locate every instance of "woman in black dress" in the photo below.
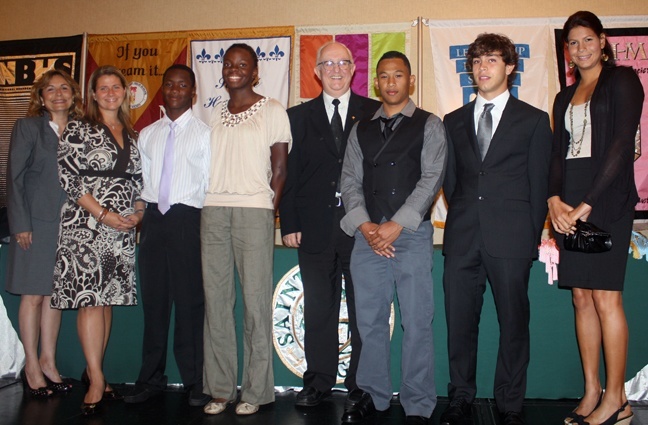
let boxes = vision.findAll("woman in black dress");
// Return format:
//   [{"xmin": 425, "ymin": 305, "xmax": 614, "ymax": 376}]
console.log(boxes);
[
  {"xmin": 6, "ymin": 69, "xmax": 82, "ymax": 396},
  {"xmin": 548, "ymin": 11, "xmax": 643, "ymax": 425},
  {"xmin": 51, "ymin": 65, "xmax": 144, "ymax": 415}
]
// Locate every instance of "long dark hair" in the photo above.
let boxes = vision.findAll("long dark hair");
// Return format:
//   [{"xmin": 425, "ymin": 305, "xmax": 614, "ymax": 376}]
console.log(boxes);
[{"xmin": 562, "ymin": 10, "xmax": 615, "ymax": 78}]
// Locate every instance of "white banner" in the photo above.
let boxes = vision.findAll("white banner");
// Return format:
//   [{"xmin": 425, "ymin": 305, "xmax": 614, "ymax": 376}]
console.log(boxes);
[
  {"xmin": 191, "ymin": 37, "xmax": 291, "ymax": 124},
  {"xmin": 427, "ymin": 18, "xmax": 554, "ymax": 226},
  {"xmin": 428, "ymin": 18, "xmax": 553, "ymax": 117}
]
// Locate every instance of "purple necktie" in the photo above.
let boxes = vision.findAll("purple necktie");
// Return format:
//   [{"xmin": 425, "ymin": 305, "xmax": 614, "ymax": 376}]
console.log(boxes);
[{"xmin": 158, "ymin": 122, "xmax": 176, "ymax": 214}]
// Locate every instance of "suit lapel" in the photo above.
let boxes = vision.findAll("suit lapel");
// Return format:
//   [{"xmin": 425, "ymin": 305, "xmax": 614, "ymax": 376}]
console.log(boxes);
[
  {"xmin": 344, "ymin": 93, "xmax": 367, "ymax": 152},
  {"xmin": 483, "ymin": 96, "xmax": 516, "ymax": 162},
  {"xmin": 462, "ymin": 102, "xmax": 481, "ymax": 161},
  {"xmin": 310, "ymin": 94, "xmax": 340, "ymax": 154}
]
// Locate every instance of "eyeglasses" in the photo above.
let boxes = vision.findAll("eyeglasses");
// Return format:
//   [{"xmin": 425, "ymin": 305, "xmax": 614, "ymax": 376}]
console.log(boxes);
[{"xmin": 317, "ymin": 60, "xmax": 353, "ymax": 70}]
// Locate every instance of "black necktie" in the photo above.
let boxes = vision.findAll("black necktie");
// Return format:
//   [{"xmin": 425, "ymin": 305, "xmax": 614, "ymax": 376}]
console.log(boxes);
[
  {"xmin": 380, "ymin": 114, "xmax": 400, "ymax": 141},
  {"xmin": 331, "ymin": 99, "xmax": 343, "ymax": 151},
  {"xmin": 477, "ymin": 103, "xmax": 495, "ymax": 160}
]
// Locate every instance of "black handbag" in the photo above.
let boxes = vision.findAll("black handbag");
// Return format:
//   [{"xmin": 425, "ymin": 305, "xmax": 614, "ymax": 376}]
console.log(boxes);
[{"xmin": 563, "ymin": 219, "xmax": 612, "ymax": 253}]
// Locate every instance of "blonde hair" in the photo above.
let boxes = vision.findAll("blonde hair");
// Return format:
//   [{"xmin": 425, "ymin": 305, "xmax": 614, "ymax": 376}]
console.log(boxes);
[
  {"xmin": 85, "ymin": 65, "xmax": 136, "ymax": 140},
  {"xmin": 27, "ymin": 69, "xmax": 83, "ymax": 119}
]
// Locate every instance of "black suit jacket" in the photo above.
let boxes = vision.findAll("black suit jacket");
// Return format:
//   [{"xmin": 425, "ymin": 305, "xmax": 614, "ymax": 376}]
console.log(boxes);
[
  {"xmin": 442, "ymin": 95, "xmax": 552, "ymax": 259},
  {"xmin": 280, "ymin": 92, "xmax": 381, "ymax": 253}
]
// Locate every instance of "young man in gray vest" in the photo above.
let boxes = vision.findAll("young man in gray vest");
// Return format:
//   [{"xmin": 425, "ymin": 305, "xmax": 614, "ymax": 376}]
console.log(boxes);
[{"xmin": 339, "ymin": 51, "xmax": 447, "ymax": 425}]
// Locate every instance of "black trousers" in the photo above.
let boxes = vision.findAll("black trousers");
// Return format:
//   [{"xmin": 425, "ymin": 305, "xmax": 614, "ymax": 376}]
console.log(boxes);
[
  {"xmin": 297, "ymin": 207, "xmax": 361, "ymax": 391},
  {"xmin": 136, "ymin": 203, "xmax": 204, "ymax": 391},
  {"xmin": 443, "ymin": 231, "xmax": 531, "ymax": 414}
]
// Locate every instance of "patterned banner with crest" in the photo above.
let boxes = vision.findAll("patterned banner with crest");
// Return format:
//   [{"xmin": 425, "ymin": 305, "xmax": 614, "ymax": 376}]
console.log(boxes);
[
  {"xmin": 189, "ymin": 27, "xmax": 294, "ymax": 125},
  {"xmin": 87, "ymin": 33, "xmax": 189, "ymax": 132}
]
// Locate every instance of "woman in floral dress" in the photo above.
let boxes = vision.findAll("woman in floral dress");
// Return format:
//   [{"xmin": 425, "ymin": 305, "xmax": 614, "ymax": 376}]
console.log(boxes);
[{"xmin": 51, "ymin": 65, "xmax": 145, "ymax": 415}]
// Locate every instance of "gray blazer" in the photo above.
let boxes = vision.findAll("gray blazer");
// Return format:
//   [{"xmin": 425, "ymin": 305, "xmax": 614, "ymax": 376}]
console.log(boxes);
[{"xmin": 7, "ymin": 115, "xmax": 67, "ymax": 234}]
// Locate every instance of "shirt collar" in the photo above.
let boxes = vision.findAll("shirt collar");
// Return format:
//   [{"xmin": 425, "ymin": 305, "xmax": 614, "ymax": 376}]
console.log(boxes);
[
  {"xmin": 322, "ymin": 89, "xmax": 351, "ymax": 108},
  {"xmin": 372, "ymin": 98, "xmax": 416, "ymax": 120},
  {"xmin": 475, "ymin": 90, "xmax": 510, "ymax": 112},
  {"xmin": 162, "ymin": 107, "xmax": 194, "ymax": 129}
]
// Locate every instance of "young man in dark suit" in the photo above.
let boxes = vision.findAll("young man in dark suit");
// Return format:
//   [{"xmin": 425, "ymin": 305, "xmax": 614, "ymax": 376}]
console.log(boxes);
[
  {"xmin": 279, "ymin": 41, "xmax": 380, "ymax": 408},
  {"xmin": 441, "ymin": 33, "xmax": 552, "ymax": 425}
]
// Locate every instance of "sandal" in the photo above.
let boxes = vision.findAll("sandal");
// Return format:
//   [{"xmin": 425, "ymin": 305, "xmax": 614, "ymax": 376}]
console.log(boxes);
[{"xmin": 20, "ymin": 368, "xmax": 53, "ymax": 397}]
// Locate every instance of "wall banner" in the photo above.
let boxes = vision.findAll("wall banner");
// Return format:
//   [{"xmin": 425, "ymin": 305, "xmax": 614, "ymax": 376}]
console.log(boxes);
[
  {"xmin": 190, "ymin": 33, "xmax": 292, "ymax": 125},
  {"xmin": 87, "ymin": 33, "xmax": 189, "ymax": 132},
  {"xmin": 0, "ymin": 35, "xmax": 84, "ymax": 208},
  {"xmin": 427, "ymin": 18, "xmax": 554, "ymax": 227},
  {"xmin": 294, "ymin": 23, "xmax": 411, "ymax": 104}
]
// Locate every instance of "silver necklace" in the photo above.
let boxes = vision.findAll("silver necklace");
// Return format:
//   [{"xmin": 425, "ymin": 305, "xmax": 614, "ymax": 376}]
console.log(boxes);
[{"xmin": 568, "ymin": 95, "xmax": 591, "ymax": 157}]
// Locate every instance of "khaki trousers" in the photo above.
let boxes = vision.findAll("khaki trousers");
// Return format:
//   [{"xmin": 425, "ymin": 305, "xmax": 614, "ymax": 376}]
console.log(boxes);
[{"xmin": 201, "ymin": 206, "xmax": 275, "ymax": 405}]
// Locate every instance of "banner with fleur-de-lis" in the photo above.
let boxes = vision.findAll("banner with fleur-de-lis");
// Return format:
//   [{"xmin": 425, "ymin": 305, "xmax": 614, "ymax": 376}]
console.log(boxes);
[{"xmin": 189, "ymin": 27, "xmax": 294, "ymax": 125}]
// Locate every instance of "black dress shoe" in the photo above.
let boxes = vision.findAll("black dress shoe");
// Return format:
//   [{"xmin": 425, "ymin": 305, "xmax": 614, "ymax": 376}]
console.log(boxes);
[
  {"xmin": 440, "ymin": 398, "xmax": 472, "ymax": 425},
  {"xmin": 501, "ymin": 411, "xmax": 524, "ymax": 425},
  {"xmin": 295, "ymin": 386, "xmax": 331, "ymax": 407},
  {"xmin": 188, "ymin": 391, "xmax": 211, "ymax": 407},
  {"xmin": 123, "ymin": 386, "xmax": 163, "ymax": 403},
  {"xmin": 405, "ymin": 416, "xmax": 429, "ymax": 424},
  {"xmin": 345, "ymin": 388, "xmax": 366, "ymax": 410},
  {"xmin": 341, "ymin": 392, "xmax": 376, "ymax": 423}
]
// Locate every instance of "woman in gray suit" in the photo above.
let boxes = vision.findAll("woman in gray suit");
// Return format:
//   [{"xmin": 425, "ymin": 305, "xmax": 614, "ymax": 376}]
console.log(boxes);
[{"xmin": 6, "ymin": 69, "xmax": 83, "ymax": 396}]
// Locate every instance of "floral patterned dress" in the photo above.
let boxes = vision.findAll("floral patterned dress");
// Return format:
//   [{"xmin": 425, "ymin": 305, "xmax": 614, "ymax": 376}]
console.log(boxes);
[{"xmin": 50, "ymin": 120, "xmax": 142, "ymax": 309}]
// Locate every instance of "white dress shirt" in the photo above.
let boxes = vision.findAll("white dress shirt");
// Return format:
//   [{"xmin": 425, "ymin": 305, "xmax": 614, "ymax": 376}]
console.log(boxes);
[
  {"xmin": 473, "ymin": 90, "xmax": 510, "ymax": 136},
  {"xmin": 139, "ymin": 108, "xmax": 211, "ymax": 208},
  {"xmin": 322, "ymin": 89, "xmax": 351, "ymax": 129}
]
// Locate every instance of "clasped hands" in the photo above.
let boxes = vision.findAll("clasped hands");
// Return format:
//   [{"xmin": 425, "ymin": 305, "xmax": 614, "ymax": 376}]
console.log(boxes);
[
  {"xmin": 359, "ymin": 221, "xmax": 403, "ymax": 258},
  {"xmin": 547, "ymin": 196, "xmax": 591, "ymax": 235},
  {"xmin": 102, "ymin": 211, "xmax": 143, "ymax": 232}
]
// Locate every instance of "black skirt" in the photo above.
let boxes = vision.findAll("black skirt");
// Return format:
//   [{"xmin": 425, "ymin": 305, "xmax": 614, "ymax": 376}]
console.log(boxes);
[{"xmin": 556, "ymin": 158, "xmax": 633, "ymax": 291}]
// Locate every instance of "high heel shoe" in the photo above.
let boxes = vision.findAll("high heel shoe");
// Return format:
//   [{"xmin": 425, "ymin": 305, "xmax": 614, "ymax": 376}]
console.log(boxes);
[
  {"xmin": 81, "ymin": 399, "xmax": 103, "ymax": 416},
  {"xmin": 81, "ymin": 368, "xmax": 90, "ymax": 387},
  {"xmin": 81, "ymin": 368, "xmax": 123, "ymax": 400},
  {"xmin": 43, "ymin": 374, "xmax": 73, "ymax": 393},
  {"xmin": 599, "ymin": 401, "xmax": 633, "ymax": 425},
  {"xmin": 564, "ymin": 391, "xmax": 603, "ymax": 424},
  {"xmin": 20, "ymin": 368, "xmax": 53, "ymax": 398},
  {"xmin": 81, "ymin": 378, "xmax": 105, "ymax": 415},
  {"xmin": 572, "ymin": 401, "xmax": 633, "ymax": 425}
]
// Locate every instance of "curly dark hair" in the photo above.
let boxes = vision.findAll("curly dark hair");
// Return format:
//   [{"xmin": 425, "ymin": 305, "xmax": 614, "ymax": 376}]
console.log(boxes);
[{"xmin": 466, "ymin": 33, "xmax": 519, "ymax": 89}]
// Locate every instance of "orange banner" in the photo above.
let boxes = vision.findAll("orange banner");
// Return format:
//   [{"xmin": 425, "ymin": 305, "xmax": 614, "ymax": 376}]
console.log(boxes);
[{"xmin": 87, "ymin": 32, "xmax": 189, "ymax": 131}]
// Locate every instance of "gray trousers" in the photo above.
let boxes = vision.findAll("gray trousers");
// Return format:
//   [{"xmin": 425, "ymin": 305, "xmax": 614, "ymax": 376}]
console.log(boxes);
[
  {"xmin": 201, "ymin": 206, "xmax": 275, "ymax": 405},
  {"xmin": 352, "ymin": 221, "xmax": 436, "ymax": 417}
]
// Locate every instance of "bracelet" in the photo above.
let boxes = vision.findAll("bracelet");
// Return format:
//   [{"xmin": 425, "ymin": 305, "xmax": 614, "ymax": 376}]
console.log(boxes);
[
  {"xmin": 134, "ymin": 209, "xmax": 145, "ymax": 214},
  {"xmin": 97, "ymin": 207, "xmax": 108, "ymax": 222}
]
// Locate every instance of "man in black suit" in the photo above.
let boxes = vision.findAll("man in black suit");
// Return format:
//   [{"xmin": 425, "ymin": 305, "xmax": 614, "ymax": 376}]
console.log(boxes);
[
  {"xmin": 441, "ymin": 33, "xmax": 552, "ymax": 425},
  {"xmin": 279, "ymin": 41, "xmax": 380, "ymax": 408}
]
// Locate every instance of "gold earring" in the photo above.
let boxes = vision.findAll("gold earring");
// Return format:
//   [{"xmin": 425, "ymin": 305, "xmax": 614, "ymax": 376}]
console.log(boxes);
[
  {"xmin": 568, "ymin": 60, "xmax": 576, "ymax": 69},
  {"xmin": 601, "ymin": 51, "xmax": 609, "ymax": 62}
]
